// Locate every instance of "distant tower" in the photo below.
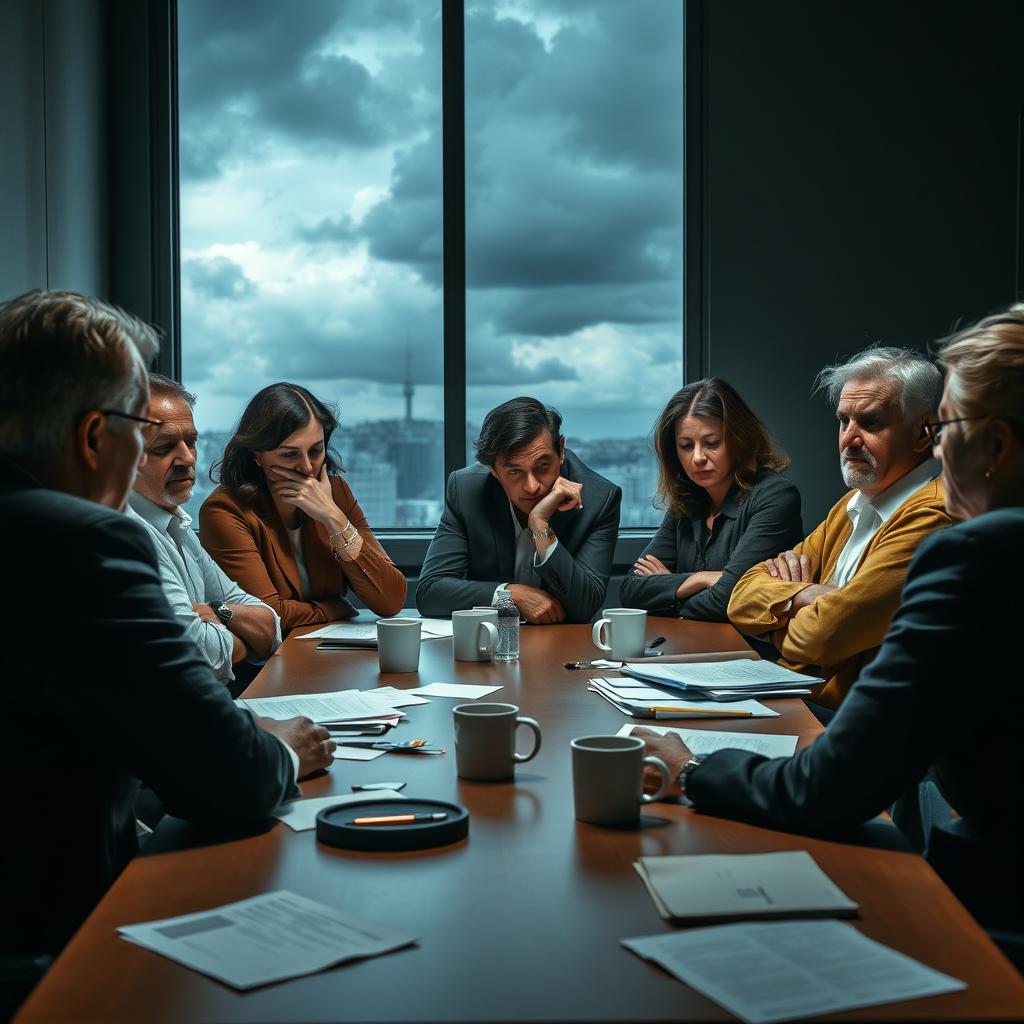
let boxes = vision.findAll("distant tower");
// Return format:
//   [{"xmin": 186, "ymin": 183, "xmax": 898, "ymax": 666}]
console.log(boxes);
[{"xmin": 403, "ymin": 338, "xmax": 414, "ymax": 423}]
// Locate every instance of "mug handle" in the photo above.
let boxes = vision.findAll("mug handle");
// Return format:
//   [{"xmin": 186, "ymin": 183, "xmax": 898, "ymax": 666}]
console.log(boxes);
[
  {"xmin": 476, "ymin": 621, "xmax": 498, "ymax": 656},
  {"xmin": 591, "ymin": 618, "xmax": 612, "ymax": 652},
  {"xmin": 639, "ymin": 755, "xmax": 670, "ymax": 804},
  {"xmin": 513, "ymin": 716, "xmax": 542, "ymax": 763}
]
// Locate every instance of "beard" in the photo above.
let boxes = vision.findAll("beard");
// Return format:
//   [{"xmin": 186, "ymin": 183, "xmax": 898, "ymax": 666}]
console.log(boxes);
[{"xmin": 840, "ymin": 448, "xmax": 878, "ymax": 490}]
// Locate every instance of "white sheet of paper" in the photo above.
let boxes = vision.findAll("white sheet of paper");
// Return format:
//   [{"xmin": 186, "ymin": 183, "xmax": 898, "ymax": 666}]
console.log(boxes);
[
  {"xmin": 409, "ymin": 682, "xmax": 502, "ymax": 699},
  {"xmin": 591, "ymin": 681, "xmax": 779, "ymax": 719},
  {"xmin": 239, "ymin": 691, "xmax": 403, "ymax": 724},
  {"xmin": 624, "ymin": 660, "xmax": 820, "ymax": 691},
  {"xmin": 635, "ymin": 851, "xmax": 857, "ymax": 922},
  {"xmin": 332, "ymin": 746, "xmax": 386, "ymax": 761},
  {"xmin": 622, "ymin": 920, "xmax": 965, "ymax": 1024},
  {"xmin": 297, "ymin": 623, "xmax": 379, "ymax": 641},
  {"xmin": 618, "ymin": 724, "xmax": 798, "ymax": 759},
  {"xmin": 418, "ymin": 618, "xmax": 454, "ymax": 638},
  {"xmin": 365, "ymin": 686, "xmax": 430, "ymax": 707},
  {"xmin": 119, "ymin": 890, "xmax": 417, "ymax": 990},
  {"xmin": 273, "ymin": 791, "xmax": 406, "ymax": 831}
]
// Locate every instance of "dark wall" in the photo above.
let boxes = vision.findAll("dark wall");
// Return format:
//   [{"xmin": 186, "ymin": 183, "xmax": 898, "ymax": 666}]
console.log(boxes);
[
  {"xmin": 702, "ymin": 0, "xmax": 1024, "ymax": 524},
  {"xmin": 0, "ymin": 0, "xmax": 109, "ymax": 298}
]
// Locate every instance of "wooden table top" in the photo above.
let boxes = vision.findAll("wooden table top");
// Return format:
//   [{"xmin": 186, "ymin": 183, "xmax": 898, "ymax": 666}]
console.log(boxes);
[{"xmin": 17, "ymin": 618, "xmax": 1024, "ymax": 1021}]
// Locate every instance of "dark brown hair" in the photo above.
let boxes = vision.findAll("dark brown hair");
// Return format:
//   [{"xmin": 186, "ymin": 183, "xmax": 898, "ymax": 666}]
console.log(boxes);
[
  {"xmin": 212, "ymin": 382, "xmax": 342, "ymax": 499},
  {"xmin": 474, "ymin": 397, "xmax": 563, "ymax": 467},
  {"xmin": 653, "ymin": 378, "xmax": 789, "ymax": 517}
]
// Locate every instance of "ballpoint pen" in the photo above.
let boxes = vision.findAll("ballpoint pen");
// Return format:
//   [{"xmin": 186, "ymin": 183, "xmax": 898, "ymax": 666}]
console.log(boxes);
[
  {"xmin": 353, "ymin": 812, "xmax": 448, "ymax": 826},
  {"xmin": 564, "ymin": 636, "xmax": 668, "ymax": 670}
]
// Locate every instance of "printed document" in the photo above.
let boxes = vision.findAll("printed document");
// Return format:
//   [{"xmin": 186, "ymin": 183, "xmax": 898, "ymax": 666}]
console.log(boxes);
[
  {"xmin": 634, "ymin": 851, "xmax": 856, "ymax": 923},
  {"xmin": 623, "ymin": 660, "xmax": 821, "ymax": 693},
  {"xmin": 119, "ymin": 890, "xmax": 418, "ymax": 990},
  {"xmin": 591, "ymin": 679, "xmax": 778, "ymax": 719},
  {"xmin": 617, "ymin": 724, "xmax": 798, "ymax": 759},
  {"xmin": 299, "ymin": 618, "xmax": 454, "ymax": 641},
  {"xmin": 623, "ymin": 919, "xmax": 965, "ymax": 1023},
  {"xmin": 410, "ymin": 682, "xmax": 503, "ymax": 699},
  {"xmin": 238, "ymin": 691, "xmax": 403, "ymax": 725}
]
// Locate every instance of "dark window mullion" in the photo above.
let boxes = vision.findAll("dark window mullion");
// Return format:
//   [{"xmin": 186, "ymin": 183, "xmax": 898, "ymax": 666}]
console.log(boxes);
[{"xmin": 441, "ymin": 0, "xmax": 466, "ymax": 480}]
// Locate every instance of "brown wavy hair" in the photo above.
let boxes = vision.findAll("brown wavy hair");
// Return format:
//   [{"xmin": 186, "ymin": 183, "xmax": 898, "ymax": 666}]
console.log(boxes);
[
  {"xmin": 653, "ymin": 378, "xmax": 789, "ymax": 517},
  {"xmin": 211, "ymin": 382, "xmax": 343, "ymax": 501}
]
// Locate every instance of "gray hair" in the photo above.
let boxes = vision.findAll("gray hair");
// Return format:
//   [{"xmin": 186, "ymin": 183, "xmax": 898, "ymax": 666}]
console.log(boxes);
[
  {"xmin": 0, "ymin": 289, "xmax": 159, "ymax": 465},
  {"xmin": 149, "ymin": 372, "xmax": 196, "ymax": 408},
  {"xmin": 814, "ymin": 344, "xmax": 942, "ymax": 421}
]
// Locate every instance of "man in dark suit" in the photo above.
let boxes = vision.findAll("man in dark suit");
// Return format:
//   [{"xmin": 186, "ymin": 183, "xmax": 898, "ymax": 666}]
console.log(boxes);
[
  {"xmin": 416, "ymin": 397, "xmax": 622, "ymax": 623},
  {"xmin": 0, "ymin": 290, "xmax": 335, "ymax": 959}
]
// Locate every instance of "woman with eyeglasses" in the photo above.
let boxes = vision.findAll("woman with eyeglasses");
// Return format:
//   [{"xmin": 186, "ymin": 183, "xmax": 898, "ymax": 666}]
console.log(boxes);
[
  {"xmin": 639, "ymin": 305, "xmax": 1024, "ymax": 932},
  {"xmin": 200, "ymin": 383, "xmax": 406, "ymax": 635},
  {"xmin": 620, "ymin": 378, "xmax": 803, "ymax": 620}
]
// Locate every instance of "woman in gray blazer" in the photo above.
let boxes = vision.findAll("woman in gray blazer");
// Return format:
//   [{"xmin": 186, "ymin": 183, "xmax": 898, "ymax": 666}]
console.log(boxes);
[{"xmin": 620, "ymin": 378, "xmax": 802, "ymax": 620}]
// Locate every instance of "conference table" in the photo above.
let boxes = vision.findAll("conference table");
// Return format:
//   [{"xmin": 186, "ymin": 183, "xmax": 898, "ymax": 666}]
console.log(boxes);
[{"xmin": 17, "ymin": 616, "xmax": 1024, "ymax": 1021}]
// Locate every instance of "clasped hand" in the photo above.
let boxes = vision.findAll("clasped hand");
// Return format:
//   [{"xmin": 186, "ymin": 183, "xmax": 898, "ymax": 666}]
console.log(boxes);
[
  {"xmin": 764, "ymin": 550, "xmax": 835, "ymax": 613},
  {"xmin": 528, "ymin": 476, "xmax": 583, "ymax": 529},
  {"xmin": 269, "ymin": 464, "xmax": 337, "ymax": 524}
]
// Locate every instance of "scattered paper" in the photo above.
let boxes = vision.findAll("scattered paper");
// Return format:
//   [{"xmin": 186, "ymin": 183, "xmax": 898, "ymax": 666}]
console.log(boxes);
[
  {"xmin": 623, "ymin": 660, "xmax": 821, "ymax": 693},
  {"xmin": 332, "ymin": 746, "xmax": 386, "ymax": 762},
  {"xmin": 417, "ymin": 618, "xmax": 455, "ymax": 639},
  {"xmin": 409, "ymin": 682, "xmax": 502, "ymax": 699},
  {"xmin": 618, "ymin": 724, "xmax": 798, "ymax": 759},
  {"xmin": 634, "ymin": 851, "xmax": 857, "ymax": 923},
  {"xmin": 365, "ymin": 686, "xmax": 430, "ymax": 708},
  {"xmin": 239, "ymin": 691, "xmax": 404, "ymax": 726},
  {"xmin": 119, "ymin": 890, "xmax": 417, "ymax": 990},
  {"xmin": 622, "ymin": 920, "xmax": 965, "ymax": 1024},
  {"xmin": 273, "ymin": 791, "xmax": 406, "ymax": 832},
  {"xmin": 298, "ymin": 623, "xmax": 379, "ymax": 641},
  {"xmin": 591, "ymin": 680, "xmax": 779, "ymax": 719}
]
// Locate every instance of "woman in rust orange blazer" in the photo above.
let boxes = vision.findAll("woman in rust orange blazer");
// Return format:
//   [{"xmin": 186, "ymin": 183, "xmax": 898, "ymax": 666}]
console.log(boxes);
[{"xmin": 199, "ymin": 382, "xmax": 406, "ymax": 635}]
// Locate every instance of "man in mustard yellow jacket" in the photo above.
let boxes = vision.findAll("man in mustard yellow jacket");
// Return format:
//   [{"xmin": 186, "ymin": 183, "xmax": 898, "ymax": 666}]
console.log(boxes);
[{"xmin": 728, "ymin": 346, "xmax": 953, "ymax": 710}]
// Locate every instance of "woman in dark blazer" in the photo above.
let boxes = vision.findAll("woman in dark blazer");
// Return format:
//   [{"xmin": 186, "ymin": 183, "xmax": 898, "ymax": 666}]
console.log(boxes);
[
  {"xmin": 620, "ymin": 378, "xmax": 802, "ymax": 620},
  {"xmin": 200, "ymin": 383, "xmax": 406, "ymax": 635},
  {"xmin": 640, "ymin": 306, "xmax": 1024, "ymax": 930}
]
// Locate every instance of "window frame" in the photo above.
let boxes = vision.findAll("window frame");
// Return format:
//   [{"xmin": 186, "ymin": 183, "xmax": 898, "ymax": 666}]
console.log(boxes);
[{"xmin": 144, "ymin": 0, "xmax": 703, "ymax": 566}]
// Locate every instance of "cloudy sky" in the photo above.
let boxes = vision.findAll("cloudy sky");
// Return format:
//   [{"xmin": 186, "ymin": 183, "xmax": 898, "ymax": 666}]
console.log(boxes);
[{"xmin": 178, "ymin": 0, "xmax": 683, "ymax": 442}]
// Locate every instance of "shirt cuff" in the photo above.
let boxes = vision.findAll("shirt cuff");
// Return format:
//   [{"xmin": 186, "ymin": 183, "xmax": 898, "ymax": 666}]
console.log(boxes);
[
  {"xmin": 277, "ymin": 737, "xmax": 301, "ymax": 783},
  {"xmin": 533, "ymin": 538, "xmax": 559, "ymax": 567},
  {"xmin": 491, "ymin": 583, "xmax": 511, "ymax": 605}
]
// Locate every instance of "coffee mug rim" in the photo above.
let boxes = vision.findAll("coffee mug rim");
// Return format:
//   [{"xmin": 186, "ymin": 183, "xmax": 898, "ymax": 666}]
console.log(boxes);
[
  {"xmin": 377, "ymin": 617, "xmax": 421, "ymax": 626},
  {"xmin": 599, "ymin": 607, "xmax": 646, "ymax": 616},
  {"xmin": 571, "ymin": 734, "xmax": 644, "ymax": 752},
  {"xmin": 453, "ymin": 701, "xmax": 519, "ymax": 716},
  {"xmin": 452, "ymin": 608, "xmax": 498, "ymax": 617}
]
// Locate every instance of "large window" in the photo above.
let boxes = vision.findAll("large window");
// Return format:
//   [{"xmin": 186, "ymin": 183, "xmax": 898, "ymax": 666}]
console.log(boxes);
[{"xmin": 178, "ymin": 0, "xmax": 682, "ymax": 530}]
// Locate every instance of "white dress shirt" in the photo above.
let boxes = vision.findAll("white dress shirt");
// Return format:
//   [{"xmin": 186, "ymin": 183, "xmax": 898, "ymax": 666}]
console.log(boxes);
[
  {"xmin": 831, "ymin": 459, "xmax": 940, "ymax": 587},
  {"xmin": 127, "ymin": 492, "xmax": 282, "ymax": 683},
  {"xmin": 491, "ymin": 500, "xmax": 559, "ymax": 604}
]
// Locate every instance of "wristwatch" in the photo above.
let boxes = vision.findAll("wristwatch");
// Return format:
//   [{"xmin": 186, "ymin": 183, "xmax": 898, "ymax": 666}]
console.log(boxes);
[
  {"xmin": 677, "ymin": 757, "xmax": 702, "ymax": 798},
  {"xmin": 209, "ymin": 600, "xmax": 233, "ymax": 624}
]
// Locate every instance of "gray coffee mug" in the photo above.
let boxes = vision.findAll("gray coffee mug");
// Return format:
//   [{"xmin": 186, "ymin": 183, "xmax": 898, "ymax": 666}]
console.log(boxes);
[
  {"xmin": 571, "ymin": 734, "xmax": 670, "ymax": 824},
  {"xmin": 453, "ymin": 702, "xmax": 542, "ymax": 781},
  {"xmin": 376, "ymin": 617, "xmax": 421, "ymax": 673},
  {"xmin": 452, "ymin": 609, "xmax": 499, "ymax": 661}
]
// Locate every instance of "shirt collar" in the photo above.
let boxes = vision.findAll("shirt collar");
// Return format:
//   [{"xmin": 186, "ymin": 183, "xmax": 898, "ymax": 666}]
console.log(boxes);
[
  {"xmin": 508, "ymin": 500, "xmax": 528, "ymax": 539},
  {"xmin": 846, "ymin": 458, "xmax": 939, "ymax": 525},
  {"xmin": 128, "ymin": 490, "xmax": 192, "ymax": 533}
]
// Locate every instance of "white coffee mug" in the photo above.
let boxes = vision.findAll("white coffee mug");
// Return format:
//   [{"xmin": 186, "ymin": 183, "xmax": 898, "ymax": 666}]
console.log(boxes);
[
  {"xmin": 591, "ymin": 608, "xmax": 647, "ymax": 660},
  {"xmin": 452, "ymin": 609, "xmax": 499, "ymax": 662},
  {"xmin": 571, "ymin": 734, "xmax": 670, "ymax": 825},
  {"xmin": 376, "ymin": 617, "xmax": 422, "ymax": 673}
]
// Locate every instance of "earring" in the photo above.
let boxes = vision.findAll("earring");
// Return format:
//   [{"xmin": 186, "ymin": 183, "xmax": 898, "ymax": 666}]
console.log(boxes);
[{"xmin": 985, "ymin": 467, "xmax": 995, "ymax": 480}]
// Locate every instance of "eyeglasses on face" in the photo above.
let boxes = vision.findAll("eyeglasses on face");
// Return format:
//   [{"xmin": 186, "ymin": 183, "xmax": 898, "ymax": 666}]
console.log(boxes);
[
  {"xmin": 100, "ymin": 409, "xmax": 165, "ymax": 429},
  {"xmin": 921, "ymin": 415, "xmax": 988, "ymax": 445}
]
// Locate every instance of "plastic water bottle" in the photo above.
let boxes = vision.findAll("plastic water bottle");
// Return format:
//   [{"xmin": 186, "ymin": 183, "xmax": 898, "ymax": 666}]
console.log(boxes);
[{"xmin": 494, "ymin": 587, "xmax": 520, "ymax": 662}]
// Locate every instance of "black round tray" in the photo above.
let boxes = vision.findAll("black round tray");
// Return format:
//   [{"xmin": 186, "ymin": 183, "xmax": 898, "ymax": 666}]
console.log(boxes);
[{"xmin": 316, "ymin": 797, "xmax": 469, "ymax": 851}]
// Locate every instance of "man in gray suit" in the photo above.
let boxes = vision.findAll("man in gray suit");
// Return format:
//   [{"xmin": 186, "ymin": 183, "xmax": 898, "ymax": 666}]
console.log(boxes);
[{"xmin": 416, "ymin": 397, "xmax": 622, "ymax": 623}]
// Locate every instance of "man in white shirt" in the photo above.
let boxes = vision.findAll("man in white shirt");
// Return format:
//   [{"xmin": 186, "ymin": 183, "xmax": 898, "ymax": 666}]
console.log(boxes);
[
  {"xmin": 128, "ymin": 375, "xmax": 280, "ymax": 687},
  {"xmin": 728, "ymin": 346, "xmax": 953, "ymax": 710}
]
